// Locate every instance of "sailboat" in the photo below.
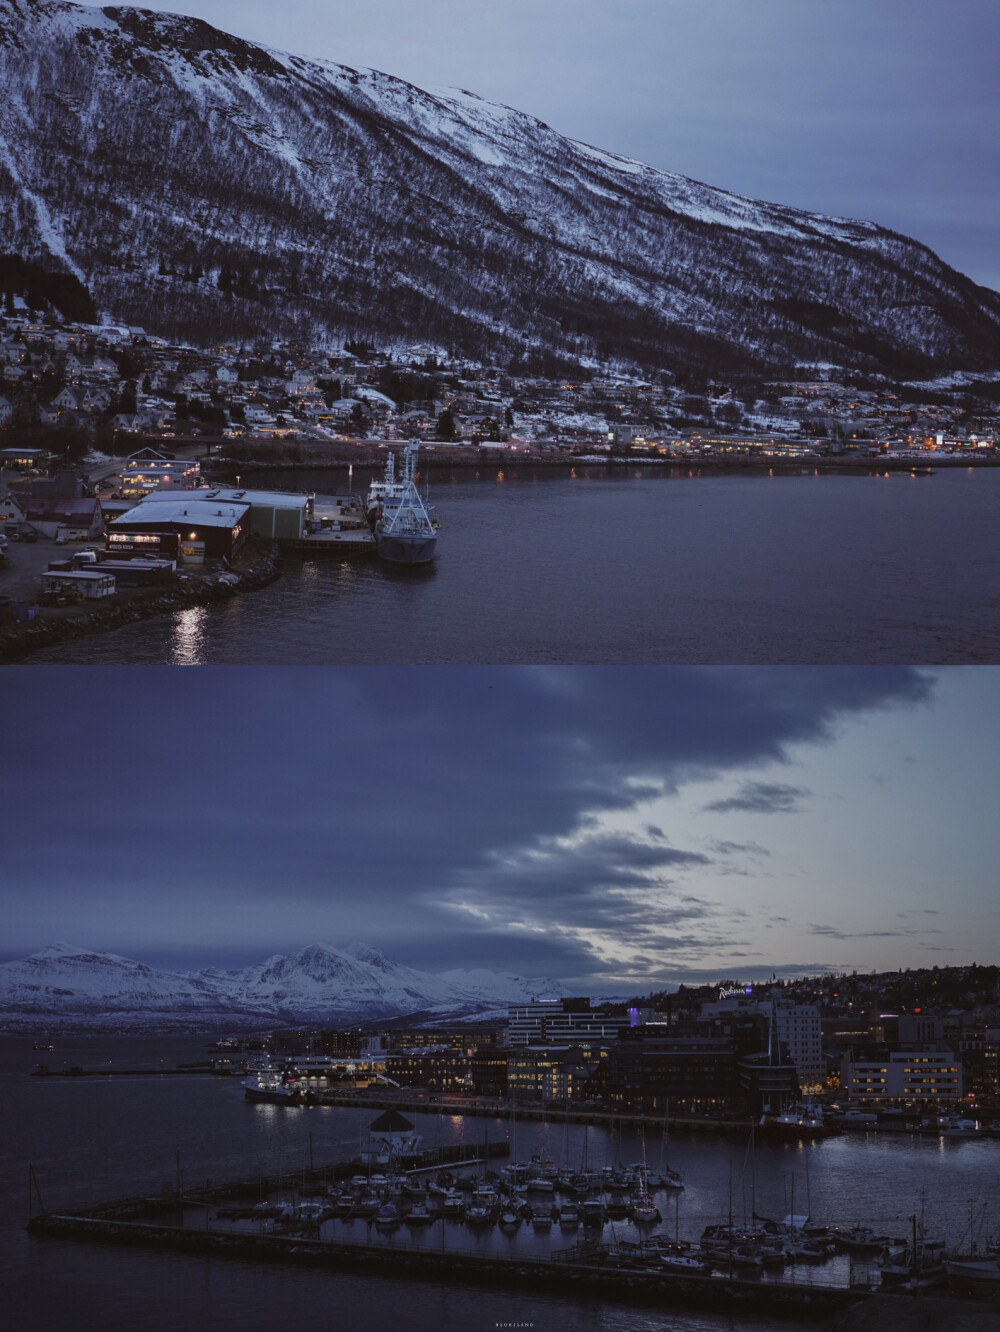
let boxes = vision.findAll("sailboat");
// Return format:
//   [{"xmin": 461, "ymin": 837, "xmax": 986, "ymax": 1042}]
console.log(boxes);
[
  {"xmin": 648, "ymin": 1101, "xmax": 684, "ymax": 1190},
  {"xmin": 631, "ymin": 1129, "xmax": 661, "ymax": 1225}
]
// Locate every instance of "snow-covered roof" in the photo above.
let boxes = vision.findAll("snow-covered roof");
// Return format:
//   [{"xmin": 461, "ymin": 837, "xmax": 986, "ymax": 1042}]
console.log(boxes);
[
  {"xmin": 204, "ymin": 488, "xmax": 308, "ymax": 510},
  {"xmin": 112, "ymin": 501, "xmax": 249, "ymax": 529}
]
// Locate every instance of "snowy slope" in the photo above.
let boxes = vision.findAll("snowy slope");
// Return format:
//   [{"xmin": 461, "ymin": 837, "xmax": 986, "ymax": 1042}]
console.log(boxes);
[
  {"xmin": 1, "ymin": 0, "xmax": 999, "ymax": 371},
  {"xmin": 0, "ymin": 942, "xmax": 566, "ymax": 1028}
]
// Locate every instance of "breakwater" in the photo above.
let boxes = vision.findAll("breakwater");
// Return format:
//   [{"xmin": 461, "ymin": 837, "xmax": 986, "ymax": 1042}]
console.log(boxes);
[{"xmin": 26, "ymin": 1207, "xmax": 862, "ymax": 1323}]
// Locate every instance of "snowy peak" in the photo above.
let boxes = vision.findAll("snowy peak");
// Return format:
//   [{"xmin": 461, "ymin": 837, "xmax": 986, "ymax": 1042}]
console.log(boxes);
[{"xmin": 0, "ymin": 942, "xmax": 566, "ymax": 1028}]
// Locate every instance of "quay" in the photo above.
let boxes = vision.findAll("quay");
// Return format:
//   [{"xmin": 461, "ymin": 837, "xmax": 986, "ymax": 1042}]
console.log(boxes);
[
  {"xmin": 31, "ymin": 1063, "xmax": 232, "ymax": 1078},
  {"xmin": 272, "ymin": 1089, "xmax": 806, "ymax": 1140},
  {"xmin": 254, "ymin": 1089, "xmax": 1000, "ymax": 1141}
]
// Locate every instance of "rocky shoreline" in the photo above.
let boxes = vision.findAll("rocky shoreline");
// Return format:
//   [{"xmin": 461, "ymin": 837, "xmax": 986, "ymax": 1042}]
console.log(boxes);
[{"xmin": 0, "ymin": 543, "xmax": 282, "ymax": 664}]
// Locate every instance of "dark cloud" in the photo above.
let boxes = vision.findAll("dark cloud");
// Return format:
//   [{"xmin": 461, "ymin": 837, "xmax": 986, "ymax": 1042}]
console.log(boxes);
[
  {"xmin": 652, "ymin": 962, "xmax": 841, "ymax": 986},
  {"xmin": 0, "ymin": 666, "xmax": 934, "ymax": 978},
  {"xmin": 709, "ymin": 840, "xmax": 771, "ymax": 858},
  {"xmin": 704, "ymin": 781, "xmax": 810, "ymax": 815},
  {"xmin": 810, "ymin": 924, "xmax": 943, "ymax": 941}
]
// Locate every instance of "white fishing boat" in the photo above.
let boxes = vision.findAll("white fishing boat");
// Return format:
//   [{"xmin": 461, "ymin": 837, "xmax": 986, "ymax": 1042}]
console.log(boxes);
[{"xmin": 373, "ymin": 441, "xmax": 438, "ymax": 565}]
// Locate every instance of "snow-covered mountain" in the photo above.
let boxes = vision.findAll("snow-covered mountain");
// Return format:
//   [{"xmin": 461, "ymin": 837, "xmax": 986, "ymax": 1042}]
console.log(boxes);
[
  {"xmin": 0, "ymin": 942, "xmax": 566, "ymax": 1029},
  {"xmin": 2, "ymin": 0, "xmax": 999, "ymax": 373}
]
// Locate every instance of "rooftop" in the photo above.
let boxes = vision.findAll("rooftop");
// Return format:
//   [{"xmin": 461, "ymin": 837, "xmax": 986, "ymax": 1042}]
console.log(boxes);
[{"xmin": 111, "ymin": 501, "xmax": 249, "ymax": 528}]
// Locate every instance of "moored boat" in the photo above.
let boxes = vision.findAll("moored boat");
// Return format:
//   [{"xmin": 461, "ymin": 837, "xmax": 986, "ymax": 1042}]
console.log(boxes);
[
  {"xmin": 944, "ymin": 1253, "xmax": 1000, "ymax": 1296},
  {"xmin": 373, "ymin": 441, "xmax": 438, "ymax": 565}
]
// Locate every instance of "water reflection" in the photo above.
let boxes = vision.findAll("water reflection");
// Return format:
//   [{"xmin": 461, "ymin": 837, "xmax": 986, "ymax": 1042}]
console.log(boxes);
[{"xmin": 170, "ymin": 605, "xmax": 208, "ymax": 665}]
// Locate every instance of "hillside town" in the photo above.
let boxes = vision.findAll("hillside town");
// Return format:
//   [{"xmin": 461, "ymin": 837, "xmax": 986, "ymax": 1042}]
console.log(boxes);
[{"xmin": 2, "ymin": 307, "xmax": 999, "ymax": 465}]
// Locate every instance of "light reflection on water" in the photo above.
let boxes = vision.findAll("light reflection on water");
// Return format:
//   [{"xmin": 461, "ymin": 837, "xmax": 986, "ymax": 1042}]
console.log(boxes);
[{"xmin": 170, "ymin": 604, "xmax": 208, "ymax": 665}]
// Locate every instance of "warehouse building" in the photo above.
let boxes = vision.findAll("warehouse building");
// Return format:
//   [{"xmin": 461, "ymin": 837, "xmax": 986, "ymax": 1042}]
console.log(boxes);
[
  {"xmin": 107, "ymin": 498, "xmax": 248, "ymax": 563},
  {"xmin": 135, "ymin": 487, "xmax": 310, "ymax": 540}
]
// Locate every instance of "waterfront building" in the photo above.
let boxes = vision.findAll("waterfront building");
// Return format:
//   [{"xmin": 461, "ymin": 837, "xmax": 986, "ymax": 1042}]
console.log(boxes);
[
  {"xmin": 737, "ymin": 1051, "xmax": 801, "ymax": 1117},
  {"xmin": 470, "ymin": 1047, "xmax": 509, "ymax": 1098},
  {"xmin": 193, "ymin": 488, "xmax": 309, "ymax": 540},
  {"xmin": 384, "ymin": 1048, "xmax": 471, "ymax": 1092},
  {"xmin": 841, "ymin": 1050, "xmax": 963, "ymax": 1105},
  {"xmin": 315, "ymin": 1028, "xmax": 365, "ymax": 1056},
  {"xmin": 107, "ymin": 497, "xmax": 248, "ymax": 563},
  {"xmin": 134, "ymin": 486, "xmax": 309, "ymax": 541},
  {"xmin": 365, "ymin": 1108, "xmax": 421, "ymax": 1165},
  {"xmin": 505, "ymin": 1044, "xmax": 604, "ymax": 1103},
  {"xmin": 388, "ymin": 1026, "xmax": 500, "ymax": 1054},
  {"xmin": 605, "ymin": 1033, "xmax": 741, "ymax": 1115},
  {"xmin": 120, "ymin": 457, "xmax": 200, "ymax": 497}
]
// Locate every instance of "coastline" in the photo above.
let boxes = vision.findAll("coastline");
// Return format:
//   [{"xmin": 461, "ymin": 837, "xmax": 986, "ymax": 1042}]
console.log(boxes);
[
  {"xmin": 206, "ymin": 444, "xmax": 999, "ymax": 476},
  {"xmin": 0, "ymin": 542, "xmax": 282, "ymax": 665}
]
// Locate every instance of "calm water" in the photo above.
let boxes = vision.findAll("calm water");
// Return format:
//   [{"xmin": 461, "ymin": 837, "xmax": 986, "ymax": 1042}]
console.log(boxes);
[
  {"xmin": 4, "ymin": 1036, "xmax": 998, "ymax": 1331},
  {"xmin": 24, "ymin": 465, "xmax": 1000, "ymax": 664}
]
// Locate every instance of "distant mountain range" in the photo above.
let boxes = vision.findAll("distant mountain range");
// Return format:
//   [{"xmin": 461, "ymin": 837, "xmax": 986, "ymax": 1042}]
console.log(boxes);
[
  {"xmin": 2, "ymin": 0, "xmax": 999, "ymax": 374},
  {"xmin": 0, "ymin": 942, "xmax": 566, "ymax": 1029}
]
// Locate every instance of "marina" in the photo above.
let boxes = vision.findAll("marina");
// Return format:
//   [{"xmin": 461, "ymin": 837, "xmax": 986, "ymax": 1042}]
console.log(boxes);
[{"xmin": 23, "ymin": 1122, "xmax": 999, "ymax": 1321}]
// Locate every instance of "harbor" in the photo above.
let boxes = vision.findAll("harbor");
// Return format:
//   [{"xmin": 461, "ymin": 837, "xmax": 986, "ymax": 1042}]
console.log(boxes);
[
  {"xmin": 7, "ymin": 1020, "xmax": 1000, "ymax": 1331},
  {"xmin": 17, "ymin": 1048, "xmax": 1000, "ymax": 1322}
]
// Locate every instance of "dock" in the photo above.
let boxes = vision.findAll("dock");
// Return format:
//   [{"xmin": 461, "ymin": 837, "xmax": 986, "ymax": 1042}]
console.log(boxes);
[
  {"xmin": 278, "ymin": 493, "xmax": 377, "ymax": 556},
  {"xmin": 279, "ymin": 528, "xmax": 376, "ymax": 556}
]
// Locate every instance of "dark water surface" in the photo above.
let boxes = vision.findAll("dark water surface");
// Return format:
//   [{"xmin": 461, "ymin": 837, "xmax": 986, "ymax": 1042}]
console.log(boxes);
[
  {"xmin": 25, "ymin": 465, "xmax": 1000, "ymax": 664},
  {"xmin": 4, "ymin": 1036, "xmax": 998, "ymax": 1331}
]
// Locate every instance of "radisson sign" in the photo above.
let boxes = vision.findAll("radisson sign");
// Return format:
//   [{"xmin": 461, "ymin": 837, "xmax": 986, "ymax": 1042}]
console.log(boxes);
[{"xmin": 718, "ymin": 984, "xmax": 754, "ymax": 1000}]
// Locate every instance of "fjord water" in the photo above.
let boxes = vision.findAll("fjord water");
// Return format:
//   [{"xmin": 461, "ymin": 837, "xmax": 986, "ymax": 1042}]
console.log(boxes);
[
  {"xmin": 26, "ymin": 464, "xmax": 1000, "ymax": 664},
  {"xmin": 5, "ymin": 1037, "xmax": 999, "ymax": 1332}
]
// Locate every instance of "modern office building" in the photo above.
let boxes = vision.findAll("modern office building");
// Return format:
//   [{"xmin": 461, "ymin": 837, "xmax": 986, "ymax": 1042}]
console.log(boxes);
[
  {"xmin": 841, "ymin": 1051, "xmax": 962, "ymax": 1104},
  {"xmin": 506, "ymin": 997, "xmax": 627, "ymax": 1046}
]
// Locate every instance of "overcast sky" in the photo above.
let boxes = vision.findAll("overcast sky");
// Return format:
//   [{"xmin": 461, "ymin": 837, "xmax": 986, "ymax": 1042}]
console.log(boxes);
[
  {"xmin": 133, "ymin": 0, "xmax": 1000, "ymax": 290},
  {"xmin": 4, "ymin": 666, "xmax": 997, "ymax": 989}
]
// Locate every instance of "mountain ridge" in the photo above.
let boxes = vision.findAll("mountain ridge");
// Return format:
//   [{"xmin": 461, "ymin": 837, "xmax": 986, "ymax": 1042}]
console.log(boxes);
[
  {"xmin": 0, "ymin": 941, "xmax": 566, "ymax": 1029},
  {"xmin": 1, "ymin": 0, "xmax": 999, "ymax": 373}
]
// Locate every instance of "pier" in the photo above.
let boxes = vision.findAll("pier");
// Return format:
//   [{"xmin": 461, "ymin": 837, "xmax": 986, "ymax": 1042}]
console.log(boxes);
[{"xmin": 27, "ymin": 1199, "xmax": 863, "ymax": 1323}]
